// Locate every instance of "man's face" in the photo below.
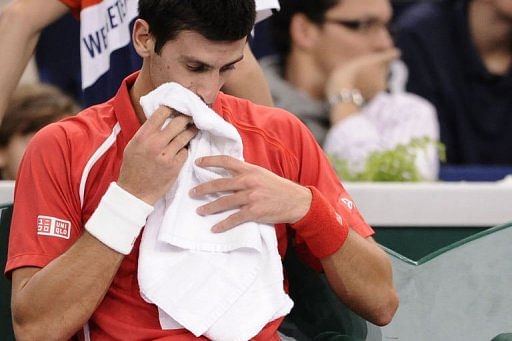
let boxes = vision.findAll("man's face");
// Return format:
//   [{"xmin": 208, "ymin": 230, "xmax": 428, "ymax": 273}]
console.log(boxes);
[
  {"xmin": 147, "ymin": 31, "xmax": 247, "ymax": 106},
  {"xmin": 493, "ymin": 0, "xmax": 512, "ymax": 20},
  {"xmin": 312, "ymin": 0, "xmax": 394, "ymax": 75}
]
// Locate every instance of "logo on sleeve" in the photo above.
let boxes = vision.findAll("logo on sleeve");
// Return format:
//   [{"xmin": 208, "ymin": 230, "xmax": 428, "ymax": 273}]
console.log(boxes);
[
  {"xmin": 339, "ymin": 197, "xmax": 354, "ymax": 210},
  {"xmin": 335, "ymin": 212, "xmax": 343, "ymax": 225},
  {"xmin": 37, "ymin": 216, "xmax": 71, "ymax": 239}
]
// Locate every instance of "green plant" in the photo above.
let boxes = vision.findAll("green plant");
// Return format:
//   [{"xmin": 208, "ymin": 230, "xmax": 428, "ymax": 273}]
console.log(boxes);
[{"xmin": 328, "ymin": 136, "xmax": 445, "ymax": 182}]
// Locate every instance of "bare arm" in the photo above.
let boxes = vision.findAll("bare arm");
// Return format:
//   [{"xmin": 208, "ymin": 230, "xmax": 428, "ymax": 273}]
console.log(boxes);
[
  {"xmin": 0, "ymin": 0, "xmax": 68, "ymax": 121},
  {"xmin": 11, "ymin": 108, "xmax": 197, "ymax": 339},
  {"xmin": 321, "ymin": 234, "xmax": 398, "ymax": 326},
  {"xmin": 11, "ymin": 233, "xmax": 124, "ymax": 340},
  {"xmin": 190, "ymin": 156, "xmax": 398, "ymax": 326},
  {"xmin": 221, "ymin": 44, "xmax": 274, "ymax": 106}
]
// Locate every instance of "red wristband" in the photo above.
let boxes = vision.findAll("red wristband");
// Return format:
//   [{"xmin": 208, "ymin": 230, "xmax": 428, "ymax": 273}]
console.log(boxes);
[{"xmin": 291, "ymin": 186, "xmax": 349, "ymax": 259}]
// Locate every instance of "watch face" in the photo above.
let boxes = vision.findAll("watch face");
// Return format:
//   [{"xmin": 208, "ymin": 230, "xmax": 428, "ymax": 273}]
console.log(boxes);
[{"xmin": 328, "ymin": 89, "xmax": 365, "ymax": 107}]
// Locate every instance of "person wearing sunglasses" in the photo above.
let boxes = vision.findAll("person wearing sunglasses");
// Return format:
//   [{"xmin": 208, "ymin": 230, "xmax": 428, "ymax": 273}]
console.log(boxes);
[{"xmin": 262, "ymin": 0, "xmax": 440, "ymax": 180}]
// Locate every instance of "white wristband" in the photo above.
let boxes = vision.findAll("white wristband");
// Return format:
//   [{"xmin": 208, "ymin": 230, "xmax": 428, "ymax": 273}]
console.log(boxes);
[{"xmin": 85, "ymin": 182, "xmax": 154, "ymax": 255}]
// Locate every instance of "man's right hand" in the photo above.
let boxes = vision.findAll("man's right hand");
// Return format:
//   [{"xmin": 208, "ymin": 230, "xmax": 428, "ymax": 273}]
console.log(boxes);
[
  {"xmin": 325, "ymin": 48, "xmax": 400, "ymax": 103},
  {"xmin": 117, "ymin": 106, "xmax": 198, "ymax": 205}
]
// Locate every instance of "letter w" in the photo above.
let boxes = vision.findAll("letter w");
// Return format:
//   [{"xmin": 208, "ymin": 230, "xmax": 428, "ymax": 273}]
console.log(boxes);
[{"xmin": 82, "ymin": 32, "xmax": 103, "ymax": 58}]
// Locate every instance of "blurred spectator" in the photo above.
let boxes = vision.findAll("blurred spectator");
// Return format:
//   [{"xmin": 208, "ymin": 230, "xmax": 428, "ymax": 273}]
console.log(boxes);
[
  {"xmin": 35, "ymin": 13, "xmax": 83, "ymax": 106},
  {"xmin": 394, "ymin": 0, "xmax": 512, "ymax": 165},
  {"xmin": 262, "ymin": 0, "xmax": 439, "ymax": 180},
  {"xmin": 0, "ymin": 84, "xmax": 78, "ymax": 179}
]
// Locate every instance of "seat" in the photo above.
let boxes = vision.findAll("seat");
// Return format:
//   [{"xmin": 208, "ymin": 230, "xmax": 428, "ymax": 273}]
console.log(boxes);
[
  {"xmin": 279, "ymin": 236, "xmax": 368, "ymax": 341},
  {"xmin": 371, "ymin": 221, "xmax": 512, "ymax": 341},
  {"xmin": 0, "ymin": 203, "xmax": 14, "ymax": 340}
]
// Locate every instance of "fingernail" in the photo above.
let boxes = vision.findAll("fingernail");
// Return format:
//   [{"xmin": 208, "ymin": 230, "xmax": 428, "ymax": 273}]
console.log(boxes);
[
  {"xmin": 211, "ymin": 225, "xmax": 222, "ymax": 233},
  {"xmin": 189, "ymin": 188, "xmax": 196, "ymax": 197},
  {"xmin": 195, "ymin": 157, "xmax": 202, "ymax": 165}
]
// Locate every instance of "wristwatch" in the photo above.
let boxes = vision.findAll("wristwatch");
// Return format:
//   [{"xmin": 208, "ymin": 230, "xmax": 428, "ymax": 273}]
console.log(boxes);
[{"xmin": 328, "ymin": 88, "xmax": 365, "ymax": 108}]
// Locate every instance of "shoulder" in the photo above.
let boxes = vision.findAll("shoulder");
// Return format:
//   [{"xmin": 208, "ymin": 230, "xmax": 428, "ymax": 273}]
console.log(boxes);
[
  {"xmin": 218, "ymin": 93, "xmax": 315, "ymax": 146},
  {"xmin": 27, "ymin": 101, "xmax": 119, "ymax": 171},
  {"xmin": 395, "ymin": 2, "xmax": 452, "ymax": 31}
]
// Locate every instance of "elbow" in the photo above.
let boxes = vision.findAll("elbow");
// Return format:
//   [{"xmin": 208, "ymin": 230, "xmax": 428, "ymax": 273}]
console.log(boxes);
[
  {"xmin": 13, "ymin": 320, "xmax": 69, "ymax": 341},
  {"xmin": 12, "ymin": 307, "xmax": 67, "ymax": 341},
  {"xmin": 12, "ymin": 311, "xmax": 39, "ymax": 341},
  {"xmin": 0, "ymin": 1, "xmax": 40, "ymax": 34},
  {"xmin": 368, "ymin": 289, "xmax": 399, "ymax": 326}
]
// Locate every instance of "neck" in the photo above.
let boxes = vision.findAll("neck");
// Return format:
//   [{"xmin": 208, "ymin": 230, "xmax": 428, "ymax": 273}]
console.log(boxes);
[
  {"xmin": 129, "ymin": 67, "xmax": 153, "ymax": 124},
  {"xmin": 285, "ymin": 49, "xmax": 327, "ymax": 101},
  {"xmin": 469, "ymin": 0, "xmax": 512, "ymax": 74}
]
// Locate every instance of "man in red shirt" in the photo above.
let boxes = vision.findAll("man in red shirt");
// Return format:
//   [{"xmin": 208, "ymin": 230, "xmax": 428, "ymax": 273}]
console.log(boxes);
[{"xmin": 6, "ymin": 1, "xmax": 398, "ymax": 339}]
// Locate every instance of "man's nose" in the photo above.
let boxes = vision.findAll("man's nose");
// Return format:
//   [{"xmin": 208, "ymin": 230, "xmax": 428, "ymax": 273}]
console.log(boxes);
[
  {"xmin": 194, "ymin": 72, "xmax": 222, "ymax": 106},
  {"xmin": 373, "ymin": 26, "xmax": 394, "ymax": 51}
]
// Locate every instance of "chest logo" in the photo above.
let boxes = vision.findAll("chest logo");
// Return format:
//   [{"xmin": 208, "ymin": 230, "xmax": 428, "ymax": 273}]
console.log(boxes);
[
  {"xmin": 37, "ymin": 215, "xmax": 71, "ymax": 239},
  {"xmin": 339, "ymin": 197, "xmax": 354, "ymax": 210}
]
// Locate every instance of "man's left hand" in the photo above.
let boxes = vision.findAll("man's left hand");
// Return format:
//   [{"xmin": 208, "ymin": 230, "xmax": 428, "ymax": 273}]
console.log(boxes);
[{"xmin": 190, "ymin": 155, "xmax": 312, "ymax": 232}]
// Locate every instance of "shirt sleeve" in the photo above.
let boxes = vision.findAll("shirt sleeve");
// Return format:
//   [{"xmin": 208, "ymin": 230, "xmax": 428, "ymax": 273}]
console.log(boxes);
[
  {"xmin": 5, "ymin": 124, "xmax": 82, "ymax": 277},
  {"xmin": 58, "ymin": 0, "xmax": 81, "ymax": 18},
  {"xmin": 323, "ymin": 92, "xmax": 440, "ymax": 180},
  {"xmin": 255, "ymin": 0, "xmax": 280, "ymax": 23}
]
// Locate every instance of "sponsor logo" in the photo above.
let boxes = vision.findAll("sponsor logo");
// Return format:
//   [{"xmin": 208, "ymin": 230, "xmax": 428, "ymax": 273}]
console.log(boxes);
[
  {"xmin": 339, "ymin": 197, "xmax": 354, "ymax": 210},
  {"xmin": 37, "ymin": 216, "xmax": 71, "ymax": 239},
  {"xmin": 335, "ymin": 212, "xmax": 343, "ymax": 225}
]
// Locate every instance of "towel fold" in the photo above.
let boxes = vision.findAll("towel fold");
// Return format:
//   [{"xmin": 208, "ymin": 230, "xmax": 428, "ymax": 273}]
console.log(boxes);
[{"xmin": 137, "ymin": 83, "xmax": 293, "ymax": 340}]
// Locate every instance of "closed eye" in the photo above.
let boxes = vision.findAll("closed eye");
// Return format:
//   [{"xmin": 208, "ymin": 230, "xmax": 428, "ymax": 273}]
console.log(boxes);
[
  {"xmin": 187, "ymin": 64, "xmax": 209, "ymax": 73},
  {"xmin": 220, "ymin": 64, "xmax": 237, "ymax": 73}
]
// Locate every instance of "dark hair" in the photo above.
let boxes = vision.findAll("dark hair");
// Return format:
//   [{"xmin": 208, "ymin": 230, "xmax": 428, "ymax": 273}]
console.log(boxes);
[
  {"xmin": 138, "ymin": 0, "xmax": 256, "ymax": 54},
  {"xmin": 271, "ymin": 0, "xmax": 340, "ymax": 61},
  {"xmin": 0, "ymin": 84, "xmax": 78, "ymax": 147}
]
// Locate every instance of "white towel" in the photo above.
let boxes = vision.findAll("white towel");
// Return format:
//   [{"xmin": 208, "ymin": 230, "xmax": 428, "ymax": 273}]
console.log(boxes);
[{"xmin": 137, "ymin": 83, "xmax": 293, "ymax": 340}]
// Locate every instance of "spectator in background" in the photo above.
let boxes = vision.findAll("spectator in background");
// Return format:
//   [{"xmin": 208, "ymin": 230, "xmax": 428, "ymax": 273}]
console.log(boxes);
[
  {"xmin": 394, "ymin": 0, "xmax": 512, "ymax": 165},
  {"xmin": 0, "ymin": 84, "xmax": 78, "ymax": 180},
  {"xmin": 262, "ymin": 0, "xmax": 439, "ymax": 180}
]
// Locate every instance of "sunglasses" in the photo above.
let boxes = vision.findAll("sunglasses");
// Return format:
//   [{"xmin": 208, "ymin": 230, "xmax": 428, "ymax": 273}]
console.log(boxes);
[{"xmin": 323, "ymin": 17, "xmax": 393, "ymax": 36}]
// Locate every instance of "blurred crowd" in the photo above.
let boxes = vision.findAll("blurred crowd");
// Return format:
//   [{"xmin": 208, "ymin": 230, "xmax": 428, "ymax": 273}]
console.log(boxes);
[{"xmin": 1, "ymin": 0, "xmax": 511, "ymax": 181}]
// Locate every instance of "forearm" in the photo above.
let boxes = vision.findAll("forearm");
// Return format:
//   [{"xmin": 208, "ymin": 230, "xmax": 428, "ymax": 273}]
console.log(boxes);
[
  {"xmin": 292, "ymin": 187, "xmax": 398, "ymax": 326},
  {"xmin": 12, "ymin": 232, "xmax": 124, "ymax": 340},
  {"xmin": 221, "ymin": 44, "xmax": 274, "ymax": 106},
  {"xmin": 321, "ymin": 231, "xmax": 398, "ymax": 326},
  {"xmin": 0, "ymin": 0, "xmax": 67, "ymax": 120}
]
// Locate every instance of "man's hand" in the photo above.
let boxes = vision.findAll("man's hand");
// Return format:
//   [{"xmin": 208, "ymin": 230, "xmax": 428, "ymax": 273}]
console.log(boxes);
[
  {"xmin": 190, "ymin": 155, "xmax": 312, "ymax": 232},
  {"xmin": 117, "ymin": 106, "xmax": 198, "ymax": 205},
  {"xmin": 325, "ymin": 48, "xmax": 400, "ymax": 103}
]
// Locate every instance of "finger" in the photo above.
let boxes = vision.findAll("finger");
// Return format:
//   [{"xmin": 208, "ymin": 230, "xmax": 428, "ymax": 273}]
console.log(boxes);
[
  {"xmin": 190, "ymin": 177, "xmax": 243, "ymax": 198},
  {"xmin": 161, "ymin": 114, "xmax": 194, "ymax": 140},
  {"xmin": 161, "ymin": 125, "xmax": 198, "ymax": 157},
  {"xmin": 142, "ymin": 106, "xmax": 173, "ymax": 132},
  {"xmin": 196, "ymin": 191, "xmax": 248, "ymax": 216},
  {"xmin": 195, "ymin": 155, "xmax": 249, "ymax": 175},
  {"xmin": 211, "ymin": 210, "xmax": 249, "ymax": 233}
]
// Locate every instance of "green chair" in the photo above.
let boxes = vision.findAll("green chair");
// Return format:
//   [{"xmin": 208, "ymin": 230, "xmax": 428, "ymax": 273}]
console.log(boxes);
[
  {"xmin": 279, "ymin": 236, "xmax": 368, "ymax": 341},
  {"xmin": 0, "ymin": 203, "xmax": 14, "ymax": 340},
  {"xmin": 371, "ymin": 221, "xmax": 512, "ymax": 341},
  {"xmin": 492, "ymin": 334, "xmax": 512, "ymax": 341}
]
